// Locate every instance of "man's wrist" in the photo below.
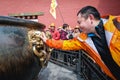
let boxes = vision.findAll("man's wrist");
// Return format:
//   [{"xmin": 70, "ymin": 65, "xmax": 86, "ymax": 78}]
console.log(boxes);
[{"xmin": 43, "ymin": 38, "xmax": 47, "ymax": 42}]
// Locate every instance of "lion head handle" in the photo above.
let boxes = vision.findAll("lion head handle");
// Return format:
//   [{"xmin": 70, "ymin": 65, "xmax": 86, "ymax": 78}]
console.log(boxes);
[{"xmin": 28, "ymin": 30, "xmax": 52, "ymax": 68}]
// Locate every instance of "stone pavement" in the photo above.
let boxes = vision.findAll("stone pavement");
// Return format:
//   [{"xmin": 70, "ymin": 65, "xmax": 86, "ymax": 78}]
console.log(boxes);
[{"xmin": 37, "ymin": 62, "xmax": 84, "ymax": 80}]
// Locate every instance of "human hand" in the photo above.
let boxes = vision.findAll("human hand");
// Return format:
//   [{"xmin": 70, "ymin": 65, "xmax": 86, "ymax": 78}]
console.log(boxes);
[{"xmin": 40, "ymin": 32, "xmax": 47, "ymax": 42}]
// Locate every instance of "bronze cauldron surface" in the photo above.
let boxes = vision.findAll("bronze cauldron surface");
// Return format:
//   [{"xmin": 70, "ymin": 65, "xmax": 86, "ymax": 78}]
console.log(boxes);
[{"xmin": 0, "ymin": 16, "xmax": 50, "ymax": 80}]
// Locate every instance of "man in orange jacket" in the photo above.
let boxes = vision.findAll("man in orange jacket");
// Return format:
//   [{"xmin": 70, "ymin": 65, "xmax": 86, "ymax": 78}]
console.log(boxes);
[{"xmin": 40, "ymin": 6, "xmax": 120, "ymax": 80}]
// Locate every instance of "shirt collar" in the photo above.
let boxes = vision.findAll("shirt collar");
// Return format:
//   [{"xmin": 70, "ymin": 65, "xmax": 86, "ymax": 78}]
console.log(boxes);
[
  {"xmin": 87, "ymin": 33, "xmax": 96, "ymax": 37},
  {"xmin": 87, "ymin": 19, "xmax": 103, "ymax": 37}
]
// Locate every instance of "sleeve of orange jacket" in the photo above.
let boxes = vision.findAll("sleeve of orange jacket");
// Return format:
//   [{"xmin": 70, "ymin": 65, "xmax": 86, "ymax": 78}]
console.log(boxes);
[{"xmin": 46, "ymin": 38, "xmax": 84, "ymax": 51}]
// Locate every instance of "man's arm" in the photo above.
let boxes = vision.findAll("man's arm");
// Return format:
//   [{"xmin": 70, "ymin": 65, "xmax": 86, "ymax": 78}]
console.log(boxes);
[
  {"xmin": 41, "ymin": 32, "xmax": 83, "ymax": 50},
  {"xmin": 46, "ymin": 38, "xmax": 83, "ymax": 50}
]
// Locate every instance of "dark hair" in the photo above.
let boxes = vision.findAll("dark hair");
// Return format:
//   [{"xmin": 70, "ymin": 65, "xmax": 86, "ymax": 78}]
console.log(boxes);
[
  {"xmin": 74, "ymin": 27, "xmax": 80, "ymax": 31},
  {"xmin": 77, "ymin": 6, "xmax": 100, "ymax": 20},
  {"xmin": 62, "ymin": 23, "xmax": 69, "ymax": 29}
]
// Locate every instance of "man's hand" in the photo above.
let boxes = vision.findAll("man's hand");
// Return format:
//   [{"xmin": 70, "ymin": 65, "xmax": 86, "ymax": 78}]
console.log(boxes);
[{"xmin": 40, "ymin": 32, "xmax": 48, "ymax": 42}]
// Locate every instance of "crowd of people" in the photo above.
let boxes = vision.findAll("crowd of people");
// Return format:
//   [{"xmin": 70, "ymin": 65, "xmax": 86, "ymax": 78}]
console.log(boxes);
[{"xmin": 45, "ymin": 23, "xmax": 81, "ymax": 40}]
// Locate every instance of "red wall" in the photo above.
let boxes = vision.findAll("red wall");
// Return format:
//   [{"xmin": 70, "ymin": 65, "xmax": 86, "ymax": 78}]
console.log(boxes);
[{"xmin": 0, "ymin": 0, "xmax": 120, "ymax": 29}]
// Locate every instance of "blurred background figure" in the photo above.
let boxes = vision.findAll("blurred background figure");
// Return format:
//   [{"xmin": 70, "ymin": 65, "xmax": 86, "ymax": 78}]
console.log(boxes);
[
  {"xmin": 60, "ymin": 23, "xmax": 69, "ymax": 40},
  {"xmin": 72, "ymin": 25, "xmax": 81, "ymax": 38},
  {"xmin": 49, "ymin": 23, "xmax": 60, "ymax": 40},
  {"xmin": 67, "ymin": 26, "xmax": 74, "ymax": 39}
]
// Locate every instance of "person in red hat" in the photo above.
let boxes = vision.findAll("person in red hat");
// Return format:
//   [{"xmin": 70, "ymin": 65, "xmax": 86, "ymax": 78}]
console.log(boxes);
[{"xmin": 49, "ymin": 23, "xmax": 60, "ymax": 40}]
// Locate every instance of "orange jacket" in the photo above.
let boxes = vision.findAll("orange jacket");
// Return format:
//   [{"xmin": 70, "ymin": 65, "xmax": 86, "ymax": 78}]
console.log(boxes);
[{"xmin": 46, "ymin": 15, "xmax": 120, "ymax": 80}]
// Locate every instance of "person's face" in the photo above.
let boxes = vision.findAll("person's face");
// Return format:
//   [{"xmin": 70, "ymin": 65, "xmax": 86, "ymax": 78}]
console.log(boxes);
[
  {"xmin": 50, "ymin": 26, "xmax": 55, "ymax": 31},
  {"xmin": 74, "ymin": 28, "xmax": 79, "ymax": 33},
  {"xmin": 66, "ymin": 26, "xmax": 69, "ymax": 31},
  {"xmin": 77, "ymin": 14, "xmax": 93, "ymax": 34}
]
